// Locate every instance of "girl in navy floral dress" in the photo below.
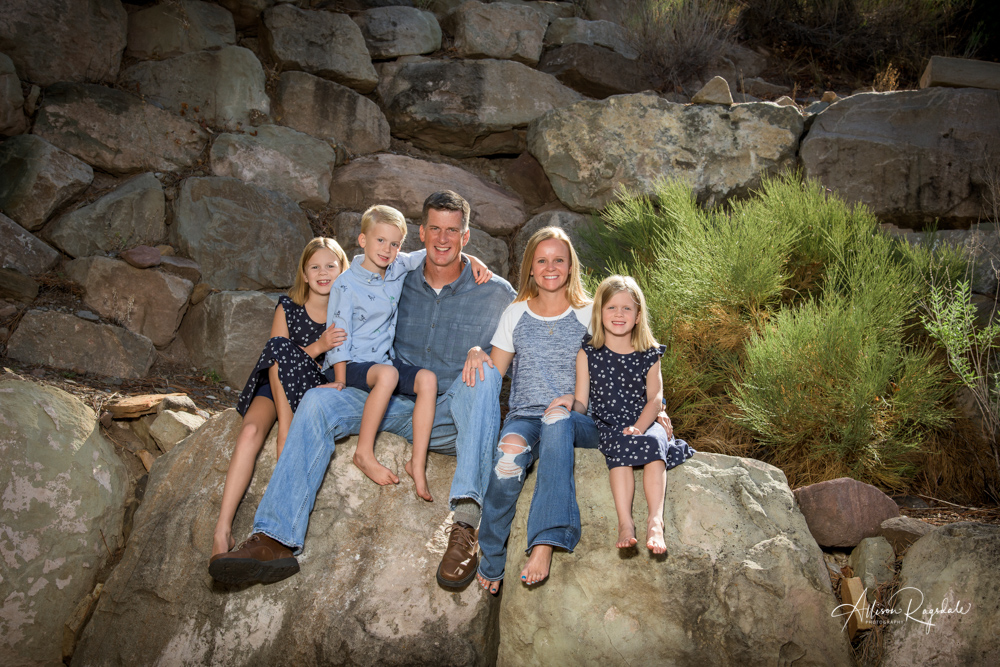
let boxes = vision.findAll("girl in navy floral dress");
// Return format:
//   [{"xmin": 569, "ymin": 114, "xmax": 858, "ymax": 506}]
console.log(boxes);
[
  {"xmin": 212, "ymin": 238, "xmax": 349, "ymax": 559},
  {"xmin": 574, "ymin": 275, "xmax": 694, "ymax": 554}
]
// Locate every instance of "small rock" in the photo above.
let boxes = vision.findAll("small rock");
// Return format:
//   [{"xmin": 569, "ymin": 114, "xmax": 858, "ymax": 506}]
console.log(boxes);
[
  {"xmin": 879, "ymin": 515, "xmax": 935, "ymax": 555},
  {"xmin": 0, "ymin": 267, "xmax": 39, "ymax": 302},
  {"xmin": 848, "ymin": 536, "xmax": 896, "ymax": 602},
  {"xmin": 775, "ymin": 95, "xmax": 798, "ymax": 107},
  {"xmin": 156, "ymin": 244, "xmax": 175, "ymax": 256},
  {"xmin": 804, "ymin": 101, "xmax": 829, "ymax": 115},
  {"xmin": 158, "ymin": 255, "xmax": 201, "ymax": 284},
  {"xmin": 156, "ymin": 394, "xmax": 198, "ymax": 416},
  {"xmin": 821, "ymin": 90, "xmax": 838, "ymax": 103},
  {"xmin": 76, "ymin": 310, "xmax": 100, "ymax": 321},
  {"xmin": 794, "ymin": 477, "xmax": 900, "ymax": 548},
  {"xmin": 743, "ymin": 77, "xmax": 791, "ymax": 98},
  {"xmin": 106, "ymin": 393, "xmax": 188, "ymax": 419},
  {"xmin": 190, "ymin": 282, "xmax": 213, "ymax": 305},
  {"xmin": 99, "ymin": 411, "xmax": 113, "ymax": 429},
  {"xmin": 31, "ymin": 368, "xmax": 45, "ymax": 377},
  {"xmin": 691, "ymin": 76, "xmax": 733, "ymax": 105},
  {"xmin": 223, "ymin": 386, "xmax": 231, "ymax": 393},
  {"xmin": 120, "ymin": 245, "xmax": 162, "ymax": 269},
  {"xmin": 149, "ymin": 409, "xmax": 206, "ymax": 452},
  {"xmin": 137, "ymin": 449, "xmax": 156, "ymax": 472},
  {"xmin": 0, "ymin": 303, "xmax": 17, "ymax": 318},
  {"xmin": 0, "ymin": 326, "xmax": 8, "ymax": 338},
  {"xmin": 25, "ymin": 85, "xmax": 41, "ymax": 115}
]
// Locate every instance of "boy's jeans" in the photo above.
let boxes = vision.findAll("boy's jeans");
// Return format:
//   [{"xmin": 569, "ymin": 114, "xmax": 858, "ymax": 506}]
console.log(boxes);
[
  {"xmin": 476, "ymin": 410, "xmax": 599, "ymax": 581},
  {"xmin": 252, "ymin": 366, "xmax": 503, "ymax": 553}
]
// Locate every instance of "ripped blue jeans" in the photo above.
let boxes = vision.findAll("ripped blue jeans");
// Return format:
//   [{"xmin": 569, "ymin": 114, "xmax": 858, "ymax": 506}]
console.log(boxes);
[{"xmin": 476, "ymin": 409, "xmax": 599, "ymax": 581}]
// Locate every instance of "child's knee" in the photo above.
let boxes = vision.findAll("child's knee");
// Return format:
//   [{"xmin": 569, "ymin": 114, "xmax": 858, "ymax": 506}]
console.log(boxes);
[
  {"xmin": 495, "ymin": 435, "xmax": 529, "ymax": 480},
  {"xmin": 415, "ymin": 369, "xmax": 437, "ymax": 393},
  {"xmin": 369, "ymin": 364, "xmax": 399, "ymax": 387}
]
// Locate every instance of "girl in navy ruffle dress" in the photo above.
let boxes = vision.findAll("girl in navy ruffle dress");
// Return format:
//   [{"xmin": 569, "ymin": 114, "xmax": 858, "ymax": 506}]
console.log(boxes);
[
  {"xmin": 575, "ymin": 275, "xmax": 694, "ymax": 554},
  {"xmin": 212, "ymin": 238, "xmax": 349, "ymax": 560}
]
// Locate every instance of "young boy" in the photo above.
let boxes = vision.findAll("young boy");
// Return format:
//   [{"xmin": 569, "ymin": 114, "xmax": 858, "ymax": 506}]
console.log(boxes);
[{"xmin": 323, "ymin": 204, "xmax": 490, "ymax": 500}]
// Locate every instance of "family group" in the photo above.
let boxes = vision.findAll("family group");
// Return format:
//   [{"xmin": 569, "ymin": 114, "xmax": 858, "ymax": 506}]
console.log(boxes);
[{"xmin": 207, "ymin": 190, "xmax": 695, "ymax": 593}]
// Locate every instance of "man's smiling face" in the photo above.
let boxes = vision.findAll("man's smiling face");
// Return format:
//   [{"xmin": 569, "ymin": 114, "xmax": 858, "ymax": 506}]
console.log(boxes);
[{"xmin": 420, "ymin": 208, "xmax": 470, "ymax": 269}]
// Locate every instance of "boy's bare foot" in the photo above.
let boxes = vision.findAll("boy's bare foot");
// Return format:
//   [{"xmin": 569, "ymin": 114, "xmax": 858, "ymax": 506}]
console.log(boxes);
[
  {"xmin": 646, "ymin": 518, "xmax": 667, "ymax": 555},
  {"xmin": 212, "ymin": 529, "xmax": 236, "ymax": 557},
  {"xmin": 616, "ymin": 522, "xmax": 638, "ymax": 549},
  {"xmin": 404, "ymin": 459, "xmax": 433, "ymax": 501},
  {"xmin": 353, "ymin": 451, "xmax": 400, "ymax": 485},
  {"xmin": 476, "ymin": 572, "xmax": 501, "ymax": 595},
  {"xmin": 520, "ymin": 544, "xmax": 552, "ymax": 585}
]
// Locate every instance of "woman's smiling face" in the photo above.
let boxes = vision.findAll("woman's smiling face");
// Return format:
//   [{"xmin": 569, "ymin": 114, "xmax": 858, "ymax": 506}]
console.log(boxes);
[{"xmin": 530, "ymin": 238, "xmax": 571, "ymax": 294}]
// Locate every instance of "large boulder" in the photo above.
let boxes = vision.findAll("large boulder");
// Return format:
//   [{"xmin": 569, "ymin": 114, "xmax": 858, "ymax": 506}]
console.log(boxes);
[
  {"xmin": 178, "ymin": 291, "xmax": 277, "ymax": 388},
  {"xmin": 538, "ymin": 43, "xmax": 653, "ymax": 98},
  {"xmin": 528, "ymin": 93, "xmax": 803, "ymax": 211},
  {"xmin": 275, "ymin": 71, "xmax": 390, "ymax": 156},
  {"xmin": 119, "ymin": 46, "xmax": 270, "ymax": 131},
  {"xmin": 544, "ymin": 17, "xmax": 637, "ymax": 59},
  {"xmin": 447, "ymin": 1, "xmax": 549, "ymax": 66},
  {"xmin": 496, "ymin": 0, "xmax": 576, "ymax": 21},
  {"xmin": 498, "ymin": 451, "xmax": 852, "ymax": 665},
  {"xmin": 0, "ymin": 134, "xmax": 93, "ymax": 231},
  {"xmin": 0, "ymin": 212, "xmax": 59, "ymax": 275},
  {"xmin": 32, "ymin": 83, "xmax": 210, "ymax": 176},
  {"xmin": 65, "ymin": 256, "xmax": 193, "ymax": 348},
  {"xmin": 801, "ymin": 88, "xmax": 1000, "ymax": 226},
  {"xmin": 0, "ymin": 0, "xmax": 126, "ymax": 86},
  {"xmin": 0, "ymin": 378, "xmax": 129, "ymax": 667},
  {"xmin": 209, "ymin": 125, "xmax": 338, "ymax": 210},
  {"xmin": 793, "ymin": 477, "xmax": 900, "ymax": 548},
  {"xmin": 171, "ymin": 177, "xmax": 313, "ymax": 291},
  {"xmin": 261, "ymin": 4, "xmax": 378, "ymax": 94},
  {"xmin": 884, "ymin": 523, "xmax": 1000, "ymax": 666},
  {"xmin": 218, "ymin": 0, "xmax": 274, "ymax": 31},
  {"xmin": 44, "ymin": 173, "xmax": 166, "ymax": 259},
  {"xmin": 0, "ymin": 52, "xmax": 26, "ymax": 136},
  {"xmin": 73, "ymin": 412, "xmax": 500, "ymax": 665},
  {"xmin": 328, "ymin": 154, "xmax": 526, "ymax": 235},
  {"xmin": 126, "ymin": 0, "xmax": 236, "ymax": 61},
  {"xmin": 6, "ymin": 310, "xmax": 156, "ymax": 378},
  {"xmin": 354, "ymin": 6, "xmax": 442, "ymax": 59},
  {"xmin": 377, "ymin": 58, "xmax": 581, "ymax": 157},
  {"xmin": 884, "ymin": 222, "xmax": 1000, "ymax": 296}
]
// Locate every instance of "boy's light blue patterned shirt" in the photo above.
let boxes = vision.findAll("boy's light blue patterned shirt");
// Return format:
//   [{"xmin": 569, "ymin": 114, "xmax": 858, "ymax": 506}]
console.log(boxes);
[{"xmin": 323, "ymin": 250, "xmax": 425, "ymax": 371}]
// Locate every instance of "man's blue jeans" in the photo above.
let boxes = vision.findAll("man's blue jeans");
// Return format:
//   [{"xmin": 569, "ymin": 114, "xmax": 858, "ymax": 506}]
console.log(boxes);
[
  {"xmin": 252, "ymin": 366, "xmax": 503, "ymax": 553},
  {"xmin": 476, "ymin": 410, "xmax": 599, "ymax": 581}
]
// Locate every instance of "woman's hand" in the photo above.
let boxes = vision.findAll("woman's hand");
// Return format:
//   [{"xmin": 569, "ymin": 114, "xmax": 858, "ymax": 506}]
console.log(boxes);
[
  {"xmin": 318, "ymin": 325, "xmax": 346, "ymax": 352},
  {"xmin": 462, "ymin": 346, "xmax": 494, "ymax": 386},
  {"xmin": 467, "ymin": 255, "xmax": 493, "ymax": 284},
  {"xmin": 318, "ymin": 382, "xmax": 345, "ymax": 391}
]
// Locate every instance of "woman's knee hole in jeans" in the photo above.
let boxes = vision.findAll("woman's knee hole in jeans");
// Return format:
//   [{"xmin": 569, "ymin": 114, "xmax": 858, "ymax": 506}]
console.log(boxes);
[
  {"xmin": 541, "ymin": 405, "xmax": 570, "ymax": 425},
  {"xmin": 495, "ymin": 435, "xmax": 529, "ymax": 481}
]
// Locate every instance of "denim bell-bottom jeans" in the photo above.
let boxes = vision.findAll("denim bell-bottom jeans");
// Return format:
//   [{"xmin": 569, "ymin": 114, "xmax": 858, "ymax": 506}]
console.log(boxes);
[{"xmin": 476, "ymin": 410, "xmax": 599, "ymax": 581}]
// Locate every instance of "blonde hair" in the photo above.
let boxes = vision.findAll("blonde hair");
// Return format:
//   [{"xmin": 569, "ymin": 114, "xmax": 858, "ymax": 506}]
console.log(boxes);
[
  {"xmin": 589, "ymin": 275, "xmax": 658, "ymax": 351},
  {"xmin": 360, "ymin": 204, "xmax": 407, "ymax": 240},
  {"xmin": 288, "ymin": 237, "xmax": 349, "ymax": 305},
  {"xmin": 515, "ymin": 226, "xmax": 590, "ymax": 307}
]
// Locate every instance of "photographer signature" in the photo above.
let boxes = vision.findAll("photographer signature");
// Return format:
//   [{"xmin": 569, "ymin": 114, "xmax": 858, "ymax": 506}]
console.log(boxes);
[{"xmin": 832, "ymin": 587, "xmax": 972, "ymax": 634}]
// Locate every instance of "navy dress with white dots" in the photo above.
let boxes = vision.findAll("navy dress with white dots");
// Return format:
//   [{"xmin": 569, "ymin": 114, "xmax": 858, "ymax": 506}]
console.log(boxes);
[
  {"xmin": 583, "ymin": 338, "xmax": 696, "ymax": 470},
  {"xmin": 236, "ymin": 296, "xmax": 326, "ymax": 416}
]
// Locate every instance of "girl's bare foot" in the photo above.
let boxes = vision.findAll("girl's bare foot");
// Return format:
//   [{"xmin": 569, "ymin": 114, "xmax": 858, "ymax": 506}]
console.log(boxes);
[
  {"xmin": 616, "ymin": 522, "xmax": 638, "ymax": 549},
  {"xmin": 353, "ymin": 451, "xmax": 400, "ymax": 485},
  {"xmin": 646, "ymin": 518, "xmax": 667, "ymax": 555},
  {"xmin": 476, "ymin": 572, "xmax": 501, "ymax": 595},
  {"xmin": 520, "ymin": 544, "xmax": 553, "ymax": 585},
  {"xmin": 212, "ymin": 529, "xmax": 236, "ymax": 557},
  {"xmin": 404, "ymin": 459, "xmax": 433, "ymax": 501}
]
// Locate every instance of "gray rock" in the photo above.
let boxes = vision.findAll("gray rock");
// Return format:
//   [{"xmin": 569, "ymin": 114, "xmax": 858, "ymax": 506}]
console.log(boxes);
[
  {"xmin": 32, "ymin": 83, "xmax": 210, "ymax": 176},
  {"xmin": 354, "ymin": 6, "xmax": 442, "ymax": 59},
  {"xmin": 378, "ymin": 58, "xmax": 581, "ymax": 157},
  {"xmin": 879, "ymin": 515, "xmax": 935, "ymax": 555},
  {"xmin": 804, "ymin": 100, "xmax": 830, "ymax": 115},
  {"xmin": 448, "ymin": 1, "xmax": 549, "ymax": 66},
  {"xmin": 76, "ymin": 310, "xmax": 99, "ymax": 321},
  {"xmin": 467, "ymin": 227, "xmax": 509, "ymax": 279},
  {"xmin": 743, "ymin": 76, "xmax": 792, "ymax": 98},
  {"xmin": 0, "ymin": 134, "xmax": 93, "ymax": 231},
  {"xmin": 538, "ymin": 43, "xmax": 653, "ymax": 99},
  {"xmin": 528, "ymin": 93, "xmax": 803, "ymax": 212},
  {"xmin": 328, "ymin": 154, "xmax": 526, "ymax": 236},
  {"xmin": 884, "ymin": 523, "xmax": 1000, "ymax": 666},
  {"xmin": 497, "ymin": 152, "xmax": 558, "ymax": 209},
  {"xmin": 794, "ymin": 477, "xmax": 900, "ymax": 548},
  {"xmin": 64, "ymin": 256, "xmax": 192, "ymax": 348},
  {"xmin": 848, "ymin": 536, "xmax": 896, "ymax": 602},
  {"xmin": 218, "ymin": 0, "xmax": 274, "ymax": 30},
  {"xmin": 178, "ymin": 291, "xmax": 277, "ymax": 388},
  {"xmin": 0, "ymin": 52, "xmax": 26, "ymax": 137},
  {"xmin": 884, "ymin": 222, "xmax": 1000, "ymax": 296},
  {"xmin": 0, "ymin": 0, "xmax": 127, "ymax": 86},
  {"xmin": 73, "ymin": 412, "xmax": 500, "ymax": 665},
  {"xmin": 7, "ymin": 310, "xmax": 156, "ymax": 378},
  {"xmin": 775, "ymin": 95, "xmax": 797, "ymax": 107},
  {"xmin": 486, "ymin": 0, "xmax": 574, "ymax": 21},
  {"xmin": 498, "ymin": 451, "xmax": 852, "ymax": 665},
  {"xmin": 0, "ymin": 379, "xmax": 129, "ymax": 667},
  {"xmin": 544, "ymin": 17, "xmax": 637, "ymax": 59},
  {"xmin": 43, "ymin": 173, "xmax": 166, "ymax": 259},
  {"xmin": 0, "ymin": 212, "xmax": 60, "ymax": 275},
  {"xmin": 156, "ymin": 394, "xmax": 200, "ymax": 416},
  {"xmin": 171, "ymin": 177, "xmax": 313, "ymax": 290},
  {"xmin": 275, "ymin": 71, "xmax": 390, "ymax": 156},
  {"xmin": 149, "ymin": 409, "xmax": 206, "ymax": 452},
  {"xmin": 920, "ymin": 55, "xmax": 1000, "ymax": 91},
  {"xmin": 120, "ymin": 46, "xmax": 270, "ymax": 131},
  {"xmin": 262, "ymin": 5, "xmax": 378, "ymax": 94},
  {"xmin": 209, "ymin": 125, "xmax": 338, "ymax": 210},
  {"xmin": 126, "ymin": 0, "xmax": 236, "ymax": 61},
  {"xmin": 158, "ymin": 255, "xmax": 202, "ymax": 285},
  {"xmin": 801, "ymin": 88, "xmax": 1000, "ymax": 226},
  {"xmin": 120, "ymin": 245, "xmax": 162, "ymax": 269},
  {"xmin": 513, "ymin": 209, "xmax": 593, "ymax": 276},
  {"xmin": 0, "ymin": 266, "xmax": 37, "ymax": 302},
  {"xmin": 692, "ymin": 75, "xmax": 734, "ymax": 105}
]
